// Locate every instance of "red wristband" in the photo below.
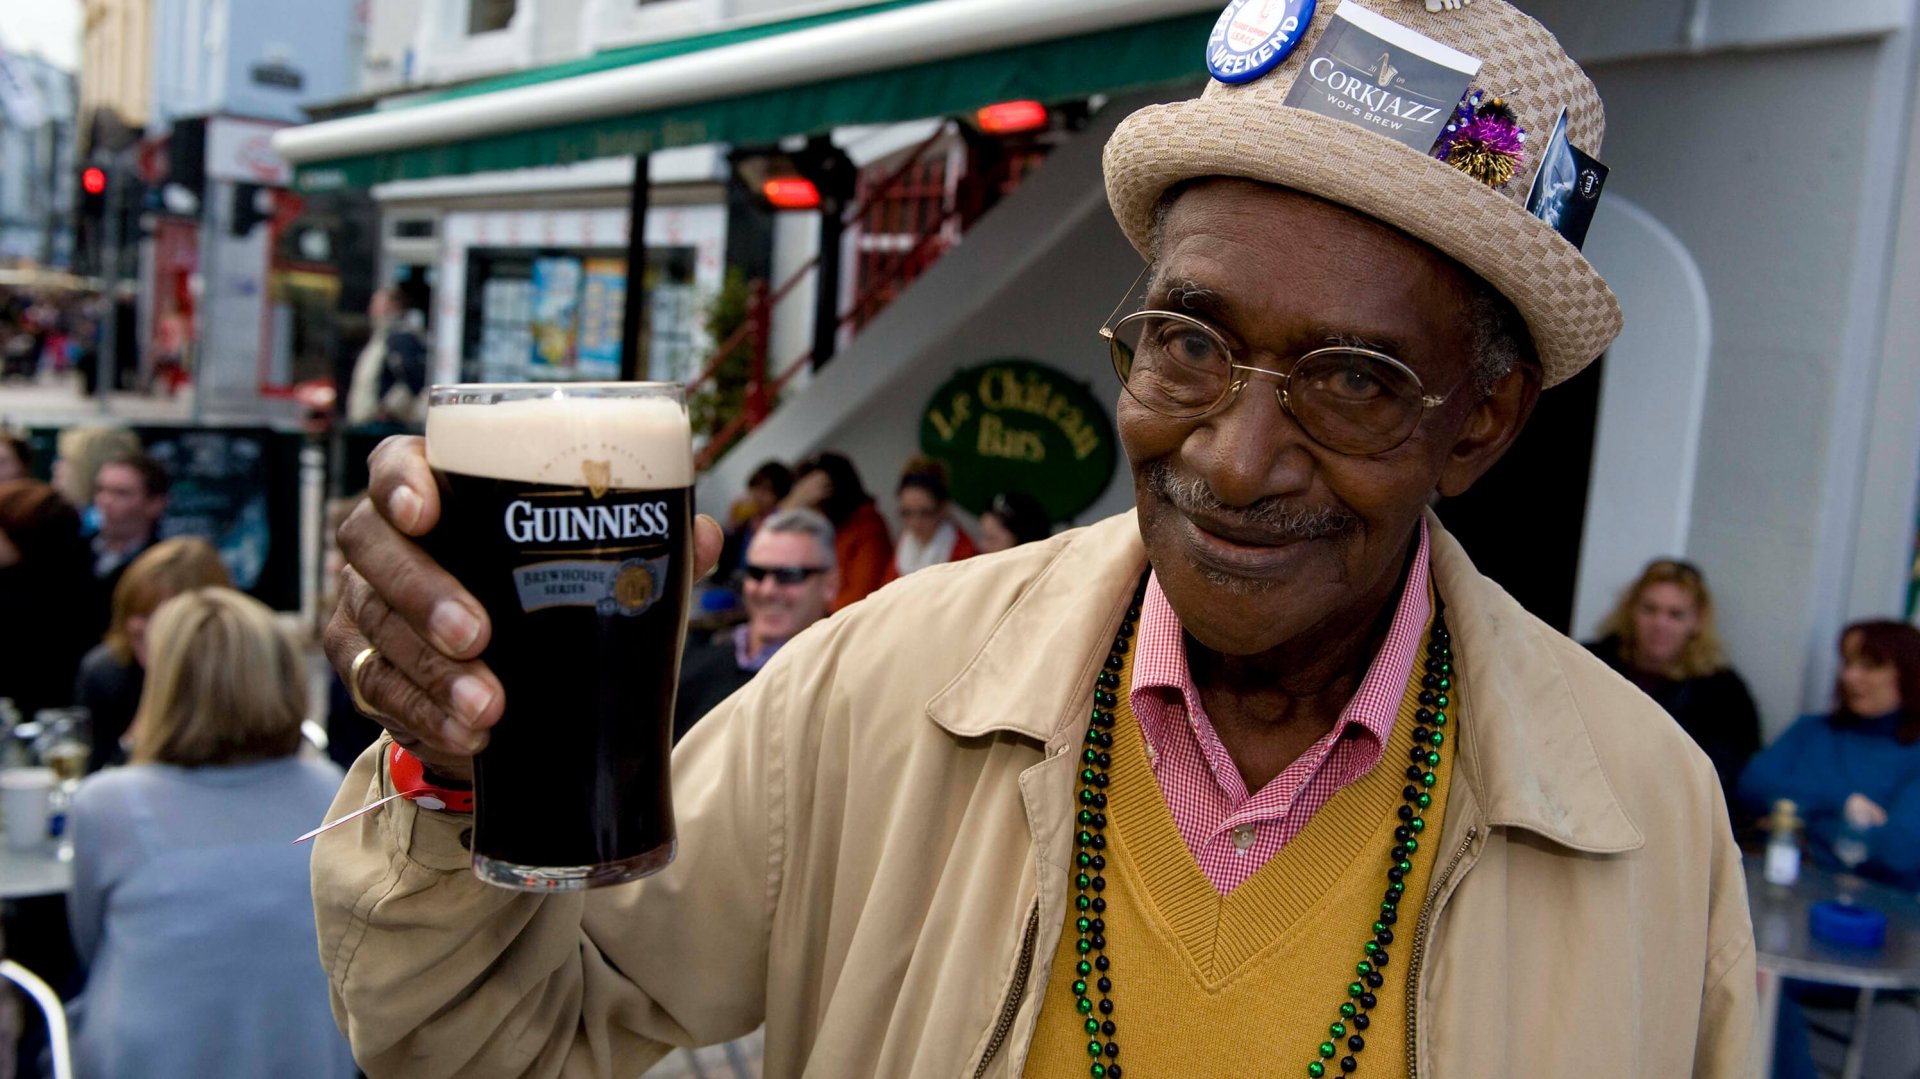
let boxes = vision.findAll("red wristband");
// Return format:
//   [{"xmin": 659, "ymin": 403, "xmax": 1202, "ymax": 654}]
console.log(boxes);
[{"xmin": 388, "ymin": 743, "xmax": 476, "ymax": 814}]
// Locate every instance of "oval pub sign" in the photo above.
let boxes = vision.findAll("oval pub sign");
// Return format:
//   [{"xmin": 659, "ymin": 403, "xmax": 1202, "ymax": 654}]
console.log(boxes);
[{"xmin": 919, "ymin": 359, "xmax": 1117, "ymax": 523}]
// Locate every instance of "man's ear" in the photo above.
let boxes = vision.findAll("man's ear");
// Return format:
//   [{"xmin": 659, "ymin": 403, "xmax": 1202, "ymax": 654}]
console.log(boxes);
[{"xmin": 1435, "ymin": 362, "xmax": 1542, "ymax": 498}]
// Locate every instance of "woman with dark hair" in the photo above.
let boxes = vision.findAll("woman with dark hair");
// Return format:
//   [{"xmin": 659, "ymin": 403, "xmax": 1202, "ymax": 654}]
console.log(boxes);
[
  {"xmin": 978, "ymin": 491, "xmax": 1053, "ymax": 553},
  {"xmin": 886, "ymin": 456, "xmax": 974, "ymax": 581},
  {"xmin": 1586, "ymin": 559, "xmax": 1760, "ymax": 803},
  {"xmin": 718, "ymin": 460, "xmax": 794, "ymax": 582},
  {"xmin": 0, "ymin": 479, "xmax": 98, "ymax": 715},
  {"xmin": 1738, "ymin": 620, "xmax": 1920, "ymax": 890},
  {"xmin": 0, "ymin": 430, "xmax": 29, "ymax": 483},
  {"xmin": 784, "ymin": 451, "xmax": 890, "ymax": 611}
]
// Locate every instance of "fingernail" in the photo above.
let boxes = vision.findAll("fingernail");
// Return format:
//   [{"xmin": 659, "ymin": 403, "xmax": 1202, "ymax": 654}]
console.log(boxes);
[
  {"xmin": 390, "ymin": 486, "xmax": 424, "ymax": 532},
  {"xmin": 429, "ymin": 601, "xmax": 481, "ymax": 654},
  {"xmin": 450, "ymin": 676, "xmax": 494, "ymax": 726}
]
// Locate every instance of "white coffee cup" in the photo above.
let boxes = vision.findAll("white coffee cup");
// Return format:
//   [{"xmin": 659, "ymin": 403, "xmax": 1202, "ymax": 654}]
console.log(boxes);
[{"xmin": 0, "ymin": 768, "xmax": 55, "ymax": 851}]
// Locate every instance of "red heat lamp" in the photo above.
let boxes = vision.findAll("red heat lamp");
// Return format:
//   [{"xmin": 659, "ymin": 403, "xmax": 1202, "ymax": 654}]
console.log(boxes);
[
  {"xmin": 974, "ymin": 100, "xmax": 1048, "ymax": 135},
  {"xmin": 762, "ymin": 177, "xmax": 822, "ymax": 210},
  {"xmin": 81, "ymin": 167, "xmax": 108, "ymax": 196}
]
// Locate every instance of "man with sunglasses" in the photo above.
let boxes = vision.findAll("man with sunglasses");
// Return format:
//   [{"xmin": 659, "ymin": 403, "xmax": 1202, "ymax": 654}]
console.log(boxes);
[
  {"xmin": 313, "ymin": 2, "xmax": 1753, "ymax": 1075},
  {"xmin": 672, "ymin": 508, "xmax": 840, "ymax": 742}
]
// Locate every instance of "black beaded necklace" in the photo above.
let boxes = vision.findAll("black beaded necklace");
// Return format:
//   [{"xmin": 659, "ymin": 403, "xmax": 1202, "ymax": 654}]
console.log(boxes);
[{"xmin": 1068, "ymin": 582, "xmax": 1455, "ymax": 1079}]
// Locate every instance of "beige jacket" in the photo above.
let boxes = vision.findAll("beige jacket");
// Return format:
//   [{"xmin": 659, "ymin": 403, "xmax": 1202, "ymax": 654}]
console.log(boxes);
[{"xmin": 314, "ymin": 511, "xmax": 1755, "ymax": 1078}]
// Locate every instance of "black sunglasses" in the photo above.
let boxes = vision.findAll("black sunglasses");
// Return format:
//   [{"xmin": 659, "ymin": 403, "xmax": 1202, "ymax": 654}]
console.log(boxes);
[{"xmin": 743, "ymin": 564, "xmax": 828, "ymax": 585}]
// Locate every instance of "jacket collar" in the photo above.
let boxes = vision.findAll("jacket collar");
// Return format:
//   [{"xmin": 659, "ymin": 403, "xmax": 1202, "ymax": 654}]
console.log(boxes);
[
  {"xmin": 926, "ymin": 513, "xmax": 1148, "ymax": 745},
  {"xmin": 1424, "ymin": 511, "xmax": 1644, "ymax": 854},
  {"xmin": 926, "ymin": 510, "xmax": 1643, "ymax": 853}
]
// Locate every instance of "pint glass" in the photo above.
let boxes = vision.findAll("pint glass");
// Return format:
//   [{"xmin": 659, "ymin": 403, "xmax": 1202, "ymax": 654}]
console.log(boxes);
[{"xmin": 424, "ymin": 383, "xmax": 693, "ymax": 890}]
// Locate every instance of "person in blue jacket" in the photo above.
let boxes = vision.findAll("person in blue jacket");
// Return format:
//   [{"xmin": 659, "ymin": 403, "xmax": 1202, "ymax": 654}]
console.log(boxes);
[{"xmin": 1739, "ymin": 619, "xmax": 1920, "ymax": 890}]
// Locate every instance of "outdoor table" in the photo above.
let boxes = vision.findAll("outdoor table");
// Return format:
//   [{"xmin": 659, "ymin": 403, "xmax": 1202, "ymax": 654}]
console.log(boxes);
[
  {"xmin": 0, "ymin": 846, "xmax": 72, "ymax": 900},
  {"xmin": 1748, "ymin": 861, "xmax": 1920, "ymax": 1078}
]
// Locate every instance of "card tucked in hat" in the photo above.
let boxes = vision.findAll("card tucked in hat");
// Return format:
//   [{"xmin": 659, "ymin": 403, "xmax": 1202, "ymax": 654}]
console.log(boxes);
[{"xmin": 1103, "ymin": 0, "xmax": 1622, "ymax": 388}]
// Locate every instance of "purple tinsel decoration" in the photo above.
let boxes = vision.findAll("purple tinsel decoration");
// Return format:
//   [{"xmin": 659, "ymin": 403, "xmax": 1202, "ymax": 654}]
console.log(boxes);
[
  {"xmin": 1449, "ymin": 116, "xmax": 1526, "ymax": 158},
  {"xmin": 1431, "ymin": 90, "xmax": 1528, "ymax": 186}
]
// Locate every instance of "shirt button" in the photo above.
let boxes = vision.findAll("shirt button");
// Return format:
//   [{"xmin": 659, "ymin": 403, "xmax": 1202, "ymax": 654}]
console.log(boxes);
[{"xmin": 1231, "ymin": 825, "xmax": 1257, "ymax": 851}]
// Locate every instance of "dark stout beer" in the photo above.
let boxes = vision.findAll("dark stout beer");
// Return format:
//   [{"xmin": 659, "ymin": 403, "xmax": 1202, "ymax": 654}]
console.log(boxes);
[{"xmin": 425, "ymin": 387, "xmax": 693, "ymax": 890}]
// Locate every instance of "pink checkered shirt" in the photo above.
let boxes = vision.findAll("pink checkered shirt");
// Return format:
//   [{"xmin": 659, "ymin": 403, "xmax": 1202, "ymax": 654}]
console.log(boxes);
[{"xmin": 1131, "ymin": 520, "xmax": 1432, "ymax": 895}]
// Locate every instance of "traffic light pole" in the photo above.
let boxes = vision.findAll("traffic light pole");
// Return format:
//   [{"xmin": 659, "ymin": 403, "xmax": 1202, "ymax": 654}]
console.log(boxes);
[
  {"xmin": 618, "ymin": 154, "xmax": 651, "ymax": 382},
  {"xmin": 95, "ymin": 154, "xmax": 123, "ymax": 413}
]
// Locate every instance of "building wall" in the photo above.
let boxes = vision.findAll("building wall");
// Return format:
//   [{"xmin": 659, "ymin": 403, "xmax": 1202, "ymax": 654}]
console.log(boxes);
[
  {"xmin": 149, "ymin": 0, "xmax": 358, "ymax": 130},
  {"xmin": 1583, "ymin": 41, "xmax": 1903, "ymax": 736},
  {"xmin": 0, "ymin": 54, "xmax": 78, "ymax": 267},
  {"xmin": 1513, "ymin": 0, "xmax": 1920, "ymax": 736},
  {"xmin": 79, "ymin": 0, "xmax": 151, "ymax": 136},
  {"xmin": 359, "ymin": 0, "xmax": 424, "ymax": 95}
]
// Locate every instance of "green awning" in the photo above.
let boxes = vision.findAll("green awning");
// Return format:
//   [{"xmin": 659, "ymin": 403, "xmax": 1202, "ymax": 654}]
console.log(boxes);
[{"xmin": 286, "ymin": 2, "xmax": 1214, "ymax": 192}]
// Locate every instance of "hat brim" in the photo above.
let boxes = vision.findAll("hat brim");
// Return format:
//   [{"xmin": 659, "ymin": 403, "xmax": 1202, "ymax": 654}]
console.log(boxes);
[{"xmin": 1104, "ymin": 99, "xmax": 1622, "ymax": 389}]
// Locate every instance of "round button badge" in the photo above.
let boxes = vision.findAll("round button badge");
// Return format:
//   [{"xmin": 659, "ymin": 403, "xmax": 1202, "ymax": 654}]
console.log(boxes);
[{"xmin": 1205, "ymin": 0, "xmax": 1319, "ymax": 85}]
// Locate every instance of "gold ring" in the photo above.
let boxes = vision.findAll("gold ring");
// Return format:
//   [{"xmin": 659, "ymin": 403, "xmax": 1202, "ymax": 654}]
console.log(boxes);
[{"xmin": 348, "ymin": 646, "xmax": 389, "ymax": 720}]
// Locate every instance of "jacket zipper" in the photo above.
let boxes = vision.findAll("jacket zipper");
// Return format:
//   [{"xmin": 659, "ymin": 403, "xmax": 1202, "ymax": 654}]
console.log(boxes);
[
  {"xmin": 974, "ymin": 903, "xmax": 1041, "ymax": 1078},
  {"xmin": 1405, "ymin": 827, "xmax": 1477, "ymax": 1079}
]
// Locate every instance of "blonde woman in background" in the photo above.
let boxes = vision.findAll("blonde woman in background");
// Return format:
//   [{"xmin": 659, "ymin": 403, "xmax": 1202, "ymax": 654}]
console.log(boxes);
[
  {"xmin": 67, "ymin": 587, "xmax": 354, "ymax": 1079},
  {"xmin": 73, "ymin": 537, "xmax": 231, "ymax": 772},
  {"xmin": 48, "ymin": 424, "xmax": 141, "ymax": 512},
  {"xmin": 1586, "ymin": 559, "xmax": 1760, "ymax": 804}
]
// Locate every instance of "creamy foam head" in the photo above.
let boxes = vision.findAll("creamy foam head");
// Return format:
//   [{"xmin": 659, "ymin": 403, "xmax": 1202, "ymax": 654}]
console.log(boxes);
[{"xmin": 427, "ymin": 393, "xmax": 694, "ymax": 489}]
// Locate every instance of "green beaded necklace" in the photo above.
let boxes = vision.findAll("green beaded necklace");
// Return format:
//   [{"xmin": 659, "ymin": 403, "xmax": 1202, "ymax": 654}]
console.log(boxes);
[{"xmin": 1068, "ymin": 583, "xmax": 1455, "ymax": 1079}]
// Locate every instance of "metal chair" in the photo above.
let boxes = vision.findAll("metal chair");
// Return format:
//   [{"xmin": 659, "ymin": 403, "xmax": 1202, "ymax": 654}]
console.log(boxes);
[{"xmin": 0, "ymin": 959, "xmax": 71, "ymax": 1079}]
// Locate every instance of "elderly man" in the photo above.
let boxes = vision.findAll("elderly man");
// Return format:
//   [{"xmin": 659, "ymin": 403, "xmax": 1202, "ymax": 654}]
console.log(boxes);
[
  {"xmin": 318, "ymin": 3, "xmax": 1753, "ymax": 1076},
  {"xmin": 673, "ymin": 508, "xmax": 839, "ymax": 742}
]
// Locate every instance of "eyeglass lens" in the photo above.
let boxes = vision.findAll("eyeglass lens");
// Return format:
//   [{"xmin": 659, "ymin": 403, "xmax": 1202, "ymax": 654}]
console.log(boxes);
[{"xmin": 1110, "ymin": 312, "xmax": 1427, "ymax": 455}]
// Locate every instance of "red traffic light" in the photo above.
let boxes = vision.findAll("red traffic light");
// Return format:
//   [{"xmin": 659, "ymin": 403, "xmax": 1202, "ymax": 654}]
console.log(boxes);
[
  {"xmin": 762, "ymin": 177, "xmax": 822, "ymax": 210},
  {"xmin": 974, "ymin": 100, "xmax": 1048, "ymax": 135},
  {"xmin": 81, "ymin": 167, "xmax": 108, "ymax": 196}
]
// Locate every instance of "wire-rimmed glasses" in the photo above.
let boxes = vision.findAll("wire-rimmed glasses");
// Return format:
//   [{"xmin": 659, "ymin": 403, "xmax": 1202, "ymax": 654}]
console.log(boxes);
[{"xmin": 1100, "ymin": 283, "xmax": 1452, "ymax": 457}]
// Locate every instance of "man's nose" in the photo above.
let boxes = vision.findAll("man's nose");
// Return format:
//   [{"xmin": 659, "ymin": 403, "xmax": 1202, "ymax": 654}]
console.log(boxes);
[{"xmin": 1183, "ymin": 383, "xmax": 1315, "ymax": 507}]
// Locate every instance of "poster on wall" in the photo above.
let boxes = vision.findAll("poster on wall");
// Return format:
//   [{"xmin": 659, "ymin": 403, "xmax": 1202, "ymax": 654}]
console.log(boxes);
[
  {"xmin": 919, "ymin": 359, "xmax": 1118, "ymax": 524},
  {"xmin": 576, "ymin": 257, "xmax": 626, "ymax": 377},
  {"xmin": 529, "ymin": 256, "xmax": 583, "ymax": 370}
]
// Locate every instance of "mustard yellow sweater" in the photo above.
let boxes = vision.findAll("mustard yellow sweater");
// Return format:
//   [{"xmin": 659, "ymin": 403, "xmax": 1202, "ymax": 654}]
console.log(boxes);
[{"xmin": 1028, "ymin": 629, "xmax": 1453, "ymax": 1079}]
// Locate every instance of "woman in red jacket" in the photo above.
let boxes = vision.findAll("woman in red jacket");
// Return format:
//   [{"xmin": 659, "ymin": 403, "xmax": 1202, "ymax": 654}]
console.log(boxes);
[{"xmin": 785, "ymin": 452, "xmax": 890, "ymax": 612}]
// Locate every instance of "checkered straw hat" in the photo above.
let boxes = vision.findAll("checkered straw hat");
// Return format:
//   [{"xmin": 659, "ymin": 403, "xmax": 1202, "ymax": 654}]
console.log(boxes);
[{"xmin": 1104, "ymin": 0, "xmax": 1621, "ymax": 388}]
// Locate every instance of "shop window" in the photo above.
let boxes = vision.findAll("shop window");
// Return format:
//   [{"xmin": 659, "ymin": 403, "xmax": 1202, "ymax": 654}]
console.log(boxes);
[
  {"xmin": 462, "ymin": 245, "xmax": 697, "ymax": 382},
  {"xmin": 469, "ymin": 0, "xmax": 517, "ymax": 34}
]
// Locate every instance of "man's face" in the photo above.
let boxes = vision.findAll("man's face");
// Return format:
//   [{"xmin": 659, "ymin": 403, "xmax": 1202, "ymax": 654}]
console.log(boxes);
[
  {"xmin": 1123, "ymin": 181, "xmax": 1535, "ymax": 657},
  {"xmin": 94, "ymin": 463, "xmax": 165, "ymax": 543},
  {"xmin": 742, "ymin": 530, "xmax": 838, "ymax": 647}
]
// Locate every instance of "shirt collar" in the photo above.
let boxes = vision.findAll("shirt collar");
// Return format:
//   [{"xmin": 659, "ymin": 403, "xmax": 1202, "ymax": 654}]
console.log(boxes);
[
  {"xmin": 1131, "ymin": 518, "xmax": 1432, "ymax": 754},
  {"xmin": 733, "ymin": 623, "xmax": 784, "ymax": 672}
]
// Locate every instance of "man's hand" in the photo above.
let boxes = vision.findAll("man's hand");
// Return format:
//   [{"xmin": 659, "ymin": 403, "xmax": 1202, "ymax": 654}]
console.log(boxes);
[{"xmin": 323, "ymin": 435, "xmax": 724, "ymax": 781}]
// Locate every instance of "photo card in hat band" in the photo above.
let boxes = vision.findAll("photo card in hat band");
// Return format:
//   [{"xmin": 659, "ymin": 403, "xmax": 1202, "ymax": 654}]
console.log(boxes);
[
  {"xmin": 1525, "ymin": 108, "xmax": 1609, "ymax": 250},
  {"xmin": 1282, "ymin": 1, "xmax": 1482, "ymax": 152}
]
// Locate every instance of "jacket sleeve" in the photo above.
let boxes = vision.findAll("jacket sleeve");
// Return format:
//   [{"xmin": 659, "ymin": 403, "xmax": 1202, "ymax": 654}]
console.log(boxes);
[
  {"xmin": 1864, "ymin": 768, "xmax": 1920, "ymax": 883},
  {"xmin": 66, "ymin": 777, "xmax": 117, "ymax": 968},
  {"xmin": 312, "ymin": 657, "xmax": 794, "ymax": 1078},
  {"xmin": 1735, "ymin": 717, "xmax": 1843, "ymax": 823},
  {"xmin": 1692, "ymin": 787, "xmax": 1757, "ymax": 1077}
]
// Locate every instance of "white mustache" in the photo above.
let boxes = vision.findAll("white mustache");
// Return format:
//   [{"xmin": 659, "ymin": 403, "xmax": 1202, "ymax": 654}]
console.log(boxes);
[{"xmin": 1143, "ymin": 460, "xmax": 1358, "ymax": 541}]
